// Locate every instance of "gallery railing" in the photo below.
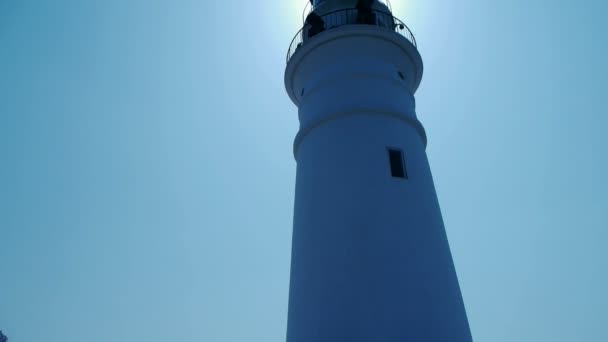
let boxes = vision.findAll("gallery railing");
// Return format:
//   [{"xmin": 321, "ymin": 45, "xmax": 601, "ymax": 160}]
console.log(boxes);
[
  {"xmin": 302, "ymin": 0, "xmax": 393, "ymax": 23},
  {"xmin": 288, "ymin": 8, "xmax": 417, "ymax": 63}
]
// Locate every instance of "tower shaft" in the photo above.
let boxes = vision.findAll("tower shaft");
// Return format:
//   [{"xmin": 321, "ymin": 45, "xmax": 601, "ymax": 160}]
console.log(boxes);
[{"xmin": 284, "ymin": 4, "xmax": 472, "ymax": 341}]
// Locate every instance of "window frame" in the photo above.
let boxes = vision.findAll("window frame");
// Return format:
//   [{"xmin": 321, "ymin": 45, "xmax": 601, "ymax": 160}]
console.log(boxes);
[{"xmin": 387, "ymin": 147, "xmax": 408, "ymax": 179}]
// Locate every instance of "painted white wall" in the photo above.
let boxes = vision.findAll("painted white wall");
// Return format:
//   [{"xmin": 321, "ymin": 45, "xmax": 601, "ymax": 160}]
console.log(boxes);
[{"xmin": 285, "ymin": 25, "xmax": 473, "ymax": 341}]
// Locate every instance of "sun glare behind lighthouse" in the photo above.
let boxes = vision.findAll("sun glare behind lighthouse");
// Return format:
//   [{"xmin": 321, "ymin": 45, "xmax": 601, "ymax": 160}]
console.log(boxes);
[{"xmin": 390, "ymin": 0, "xmax": 413, "ymax": 17}]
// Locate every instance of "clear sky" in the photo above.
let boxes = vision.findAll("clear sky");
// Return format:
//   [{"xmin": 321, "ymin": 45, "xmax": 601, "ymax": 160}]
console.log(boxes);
[{"xmin": 1, "ymin": 0, "xmax": 607, "ymax": 341}]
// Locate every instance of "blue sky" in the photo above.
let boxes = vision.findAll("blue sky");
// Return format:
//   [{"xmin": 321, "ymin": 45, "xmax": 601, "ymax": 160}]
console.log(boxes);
[{"xmin": 1, "ymin": 0, "xmax": 607, "ymax": 341}]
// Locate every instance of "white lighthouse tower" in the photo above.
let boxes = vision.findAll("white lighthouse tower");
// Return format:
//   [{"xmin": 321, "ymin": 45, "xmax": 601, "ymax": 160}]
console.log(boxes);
[{"xmin": 284, "ymin": 0, "xmax": 473, "ymax": 341}]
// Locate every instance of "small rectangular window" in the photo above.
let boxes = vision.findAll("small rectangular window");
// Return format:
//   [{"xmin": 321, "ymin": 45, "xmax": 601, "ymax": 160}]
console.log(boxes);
[{"xmin": 388, "ymin": 148, "xmax": 407, "ymax": 179}]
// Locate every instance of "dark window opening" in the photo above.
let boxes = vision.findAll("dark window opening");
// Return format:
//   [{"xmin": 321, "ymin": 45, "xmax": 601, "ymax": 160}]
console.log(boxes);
[{"xmin": 388, "ymin": 148, "xmax": 407, "ymax": 179}]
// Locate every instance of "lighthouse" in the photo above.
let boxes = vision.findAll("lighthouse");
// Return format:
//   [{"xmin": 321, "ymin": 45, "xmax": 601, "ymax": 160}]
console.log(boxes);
[{"xmin": 284, "ymin": 0, "xmax": 473, "ymax": 341}]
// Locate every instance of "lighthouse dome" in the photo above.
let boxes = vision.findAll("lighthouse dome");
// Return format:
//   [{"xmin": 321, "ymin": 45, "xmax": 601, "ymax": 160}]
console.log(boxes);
[{"xmin": 311, "ymin": 0, "xmax": 391, "ymax": 16}]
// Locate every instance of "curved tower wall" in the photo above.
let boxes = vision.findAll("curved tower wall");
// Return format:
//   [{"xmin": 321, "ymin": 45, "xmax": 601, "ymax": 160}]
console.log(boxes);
[{"xmin": 284, "ymin": 15, "xmax": 473, "ymax": 342}]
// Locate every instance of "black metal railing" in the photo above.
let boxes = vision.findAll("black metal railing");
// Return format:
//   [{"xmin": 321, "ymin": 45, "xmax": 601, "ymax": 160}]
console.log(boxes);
[
  {"xmin": 302, "ymin": 0, "xmax": 393, "ymax": 24},
  {"xmin": 302, "ymin": 1, "xmax": 312, "ymax": 24},
  {"xmin": 287, "ymin": 8, "xmax": 417, "ymax": 63}
]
